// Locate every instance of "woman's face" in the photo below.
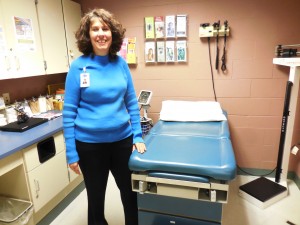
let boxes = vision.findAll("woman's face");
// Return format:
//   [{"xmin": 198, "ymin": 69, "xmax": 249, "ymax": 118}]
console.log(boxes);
[{"xmin": 89, "ymin": 17, "xmax": 112, "ymax": 56}]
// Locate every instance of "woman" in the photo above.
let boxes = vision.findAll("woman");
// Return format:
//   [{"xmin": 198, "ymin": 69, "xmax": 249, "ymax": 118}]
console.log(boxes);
[{"xmin": 63, "ymin": 8, "xmax": 146, "ymax": 225}]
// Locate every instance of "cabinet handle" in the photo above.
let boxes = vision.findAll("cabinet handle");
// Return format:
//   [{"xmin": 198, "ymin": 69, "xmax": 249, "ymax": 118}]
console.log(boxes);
[
  {"xmin": 34, "ymin": 179, "xmax": 40, "ymax": 198},
  {"xmin": 65, "ymin": 55, "xmax": 69, "ymax": 67},
  {"xmin": 69, "ymin": 50, "xmax": 74, "ymax": 58},
  {"xmin": 5, "ymin": 56, "xmax": 11, "ymax": 71},
  {"xmin": 14, "ymin": 56, "xmax": 20, "ymax": 70}
]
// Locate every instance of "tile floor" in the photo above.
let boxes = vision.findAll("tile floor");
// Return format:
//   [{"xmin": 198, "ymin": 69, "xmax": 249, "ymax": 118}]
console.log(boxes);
[{"xmin": 49, "ymin": 174, "xmax": 300, "ymax": 225}]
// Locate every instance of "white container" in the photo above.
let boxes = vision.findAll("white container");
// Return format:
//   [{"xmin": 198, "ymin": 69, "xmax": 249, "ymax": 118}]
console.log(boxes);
[
  {"xmin": 0, "ymin": 117, "xmax": 7, "ymax": 126},
  {"xmin": 0, "ymin": 97, "xmax": 5, "ymax": 110},
  {"xmin": 38, "ymin": 96, "xmax": 47, "ymax": 113},
  {"xmin": 0, "ymin": 196, "xmax": 33, "ymax": 225}
]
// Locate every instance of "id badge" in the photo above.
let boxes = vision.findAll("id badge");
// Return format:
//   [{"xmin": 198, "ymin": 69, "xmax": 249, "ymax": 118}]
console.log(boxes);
[{"xmin": 80, "ymin": 72, "xmax": 90, "ymax": 87}]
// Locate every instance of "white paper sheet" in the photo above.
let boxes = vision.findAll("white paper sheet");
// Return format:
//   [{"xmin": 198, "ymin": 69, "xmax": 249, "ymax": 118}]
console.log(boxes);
[{"xmin": 159, "ymin": 100, "xmax": 227, "ymax": 121}]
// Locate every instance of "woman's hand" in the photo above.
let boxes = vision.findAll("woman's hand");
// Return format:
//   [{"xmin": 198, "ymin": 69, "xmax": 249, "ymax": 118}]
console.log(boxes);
[
  {"xmin": 69, "ymin": 162, "xmax": 81, "ymax": 175},
  {"xmin": 133, "ymin": 142, "xmax": 146, "ymax": 154}
]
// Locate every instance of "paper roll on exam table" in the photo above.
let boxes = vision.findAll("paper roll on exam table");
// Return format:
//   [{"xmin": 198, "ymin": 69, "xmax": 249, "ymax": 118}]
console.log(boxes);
[{"xmin": 129, "ymin": 118, "xmax": 236, "ymax": 225}]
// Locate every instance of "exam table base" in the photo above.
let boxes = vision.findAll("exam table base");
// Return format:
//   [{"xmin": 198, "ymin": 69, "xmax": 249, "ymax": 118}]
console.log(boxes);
[
  {"xmin": 138, "ymin": 194, "xmax": 222, "ymax": 225},
  {"xmin": 132, "ymin": 173, "xmax": 230, "ymax": 224}
]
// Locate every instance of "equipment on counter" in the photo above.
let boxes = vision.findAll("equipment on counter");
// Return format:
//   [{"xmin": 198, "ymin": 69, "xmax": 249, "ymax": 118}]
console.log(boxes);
[
  {"xmin": 14, "ymin": 102, "xmax": 29, "ymax": 124},
  {"xmin": 0, "ymin": 117, "xmax": 47, "ymax": 132}
]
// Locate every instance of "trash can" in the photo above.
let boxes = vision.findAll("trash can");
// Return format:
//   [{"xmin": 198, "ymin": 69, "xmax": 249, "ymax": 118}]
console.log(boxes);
[{"xmin": 0, "ymin": 196, "xmax": 33, "ymax": 225}]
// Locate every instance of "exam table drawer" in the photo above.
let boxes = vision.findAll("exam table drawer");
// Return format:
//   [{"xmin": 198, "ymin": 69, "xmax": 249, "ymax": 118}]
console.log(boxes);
[{"xmin": 139, "ymin": 211, "xmax": 220, "ymax": 225}]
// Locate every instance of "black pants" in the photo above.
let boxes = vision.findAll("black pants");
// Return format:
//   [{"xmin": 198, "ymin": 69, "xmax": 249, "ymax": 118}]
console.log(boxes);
[{"xmin": 76, "ymin": 135, "xmax": 138, "ymax": 225}]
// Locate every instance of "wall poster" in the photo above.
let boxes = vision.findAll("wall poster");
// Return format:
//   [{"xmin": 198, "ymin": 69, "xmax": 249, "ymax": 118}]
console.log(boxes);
[{"xmin": 13, "ymin": 16, "xmax": 36, "ymax": 51}]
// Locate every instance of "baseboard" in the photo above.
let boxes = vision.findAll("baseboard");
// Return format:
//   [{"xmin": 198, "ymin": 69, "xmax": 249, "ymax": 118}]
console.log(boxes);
[{"xmin": 294, "ymin": 173, "xmax": 300, "ymax": 190}]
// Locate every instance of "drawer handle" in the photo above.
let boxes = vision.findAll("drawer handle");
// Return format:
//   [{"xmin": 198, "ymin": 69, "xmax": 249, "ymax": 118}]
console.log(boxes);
[{"xmin": 34, "ymin": 179, "xmax": 40, "ymax": 198}]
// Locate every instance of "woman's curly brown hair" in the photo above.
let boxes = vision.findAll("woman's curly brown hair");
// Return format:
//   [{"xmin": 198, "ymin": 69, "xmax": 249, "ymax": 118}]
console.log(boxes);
[{"xmin": 75, "ymin": 8, "xmax": 126, "ymax": 61}]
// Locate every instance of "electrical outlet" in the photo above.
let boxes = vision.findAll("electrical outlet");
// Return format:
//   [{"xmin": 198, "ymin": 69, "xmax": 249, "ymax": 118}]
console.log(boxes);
[
  {"xmin": 291, "ymin": 146, "xmax": 299, "ymax": 155},
  {"xmin": 2, "ymin": 93, "xmax": 10, "ymax": 105}
]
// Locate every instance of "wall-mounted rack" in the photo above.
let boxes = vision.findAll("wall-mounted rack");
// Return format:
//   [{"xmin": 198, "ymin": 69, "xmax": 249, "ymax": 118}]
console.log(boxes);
[{"xmin": 199, "ymin": 22, "xmax": 230, "ymax": 38}]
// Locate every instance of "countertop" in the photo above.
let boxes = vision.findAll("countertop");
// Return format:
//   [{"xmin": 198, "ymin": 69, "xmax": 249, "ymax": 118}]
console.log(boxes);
[{"xmin": 0, "ymin": 116, "xmax": 63, "ymax": 160}]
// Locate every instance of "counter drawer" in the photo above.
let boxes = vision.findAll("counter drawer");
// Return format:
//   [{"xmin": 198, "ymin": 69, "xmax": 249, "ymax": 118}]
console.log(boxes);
[{"xmin": 22, "ymin": 132, "xmax": 65, "ymax": 172}]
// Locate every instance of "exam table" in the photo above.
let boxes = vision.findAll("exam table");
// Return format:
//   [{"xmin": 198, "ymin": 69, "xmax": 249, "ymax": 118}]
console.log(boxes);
[{"xmin": 129, "ymin": 111, "xmax": 237, "ymax": 225}]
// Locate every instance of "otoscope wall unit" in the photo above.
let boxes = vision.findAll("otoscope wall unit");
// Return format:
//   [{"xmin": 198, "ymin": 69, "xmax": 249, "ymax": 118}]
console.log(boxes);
[{"xmin": 199, "ymin": 20, "xmax": 230, "ymax": 38}]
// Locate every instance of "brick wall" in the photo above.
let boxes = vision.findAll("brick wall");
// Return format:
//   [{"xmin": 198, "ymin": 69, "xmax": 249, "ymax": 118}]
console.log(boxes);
[{"xmin": 79, "ymin": 0, "xmax": 300, "ymax": 177}]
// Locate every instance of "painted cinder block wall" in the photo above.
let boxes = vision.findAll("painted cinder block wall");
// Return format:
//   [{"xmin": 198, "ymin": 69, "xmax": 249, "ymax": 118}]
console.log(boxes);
[{"xmin": 78, "ymin": 0, "xmax": 300, "ymax": 179}]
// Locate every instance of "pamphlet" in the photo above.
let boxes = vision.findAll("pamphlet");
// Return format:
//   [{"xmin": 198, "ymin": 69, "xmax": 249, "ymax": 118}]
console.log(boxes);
[
  {"xmin": 176, "ymin": 40, "xmax": 187, "ymax": 62},
  {"xmin": 118, "ymin": 37, "xmax": 128, "ymax": 61},
  {"xmin": 127, "ymin": 37, "xmax": 137, "ymax": 64},
  {"xmin": 165, "ymin": 15, "xmax": 175, "ymax": 38},
  {"xmin": 154, "ymin": 16, "xmax": 165, "ymax": 38},
  {"xmin": 145, "ymin": 41, "xmax": 156, "ymax": 63},
  {"xmin": 145, "ymin": 17, "xmax": 155, "ymax": 39},
  {"xmin": 166, "ymin": 41, "xmax": 175, "ymax": 62},
  {"xmin": 156, "ymin": 41, "xmax": 165, "ymax": 62},
  {"xmin": 176, "ymin": 15, "xmax": 187, "ymax": 37}
]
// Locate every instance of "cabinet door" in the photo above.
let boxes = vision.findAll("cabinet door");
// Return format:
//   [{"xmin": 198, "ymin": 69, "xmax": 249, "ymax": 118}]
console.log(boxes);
[
  {"xmin": 0, "ymin": 1, "xmax": 11, "ymax": 79},
  {"xmin": 68, "ymin": 167, "xmax": 81, "ymax": 182},
  {"xmin": 36, "ymin": 0, "xmax": 69, "ymax": 74},
  {"xmin": 27, "ymin": 150, "xmax": 69, "ymax": 212},
  {"xmin": 62, "ymin": 0, "xmax": 82, "ymax": 66},
  {"xmin": 0, "ymin": 0, "xmax": 45, "ymax": 78}
]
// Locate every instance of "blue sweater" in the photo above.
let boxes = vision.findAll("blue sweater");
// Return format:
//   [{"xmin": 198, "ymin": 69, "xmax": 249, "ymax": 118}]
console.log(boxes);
[{"xmin": 63, "ymin": 54, "xmax": 143, "ymax": 164}]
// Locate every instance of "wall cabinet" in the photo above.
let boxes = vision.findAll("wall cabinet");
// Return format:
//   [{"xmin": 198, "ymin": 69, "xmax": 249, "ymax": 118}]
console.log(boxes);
[
  {"xmin": 36, "ymin": 0, "xmax": 69, "ymax": 74},
  {"xmin": 62, "ymin": 0, "xmax": 82, "ymax": 66},
  {"xmin": 0, "ymin": 1, "xmax": 8, "ymax": 79},
  {"xmin": 37, "ymin": 0, "xmax": 81, "ymax": 74},
  {"xmin": 0, "ymin": 0, "xmax": 81, "ymax": 79},
  {"xmin": 0, "ymin": 0, "xmax": 45, "ymax": 79}
]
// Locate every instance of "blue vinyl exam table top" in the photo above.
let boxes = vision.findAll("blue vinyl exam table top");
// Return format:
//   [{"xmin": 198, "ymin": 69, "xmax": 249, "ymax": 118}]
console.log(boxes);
[{"xmin": 129, "ymin": 119, "xmax": 236, "ymax": 182}]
